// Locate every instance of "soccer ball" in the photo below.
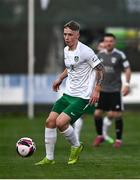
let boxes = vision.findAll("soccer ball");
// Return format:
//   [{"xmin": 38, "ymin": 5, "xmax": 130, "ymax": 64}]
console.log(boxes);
[{"xmin": 16, "ymin": 137, "xmax": 36, "ymax": 157}]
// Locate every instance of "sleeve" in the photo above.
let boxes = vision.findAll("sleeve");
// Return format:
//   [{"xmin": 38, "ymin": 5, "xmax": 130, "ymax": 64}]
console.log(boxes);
[
  {"xmin": 86, "ymin": 48, "xmax": 101, "ymax": 68},
  {"xmin": 121, "ymin": 52, "xmax": 130, "ymax": 69}
]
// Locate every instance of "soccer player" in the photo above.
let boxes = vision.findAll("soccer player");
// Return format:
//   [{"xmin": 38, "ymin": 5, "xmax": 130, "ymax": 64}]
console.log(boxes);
[
  {"xmin": 35, "ymin": 20, "xmax": 104, "ymax": 165},
  {"xmin": 93, "ymin": 33, "xmax": 131, "ymax": 148}
]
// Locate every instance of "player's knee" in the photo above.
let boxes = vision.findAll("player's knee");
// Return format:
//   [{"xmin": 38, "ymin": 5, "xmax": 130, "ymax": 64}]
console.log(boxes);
[
  {"xmin": 94, "ymin": 113, "xmax": 102, "ymax": 120},
  {"xmin": 113, "ymin": 111, "xmax": 122, "ymax": 119},
  {"xmin": 56, "ymin": 117, "xmax": 68, "ymax": 131},
  {"xmin": 45, "ymin": 117, "xmax": 56, "ymax": 128},
  {"xmin": 94, "ymin": 110, "xmax": 103, "ymax": 119},
  {"xmin": 107, "ymin": 112, "xmax": 114, "ymax": 119},
  {"xmin": 56, "ymin": 118, "xmax": 63, "ymax": 129}
]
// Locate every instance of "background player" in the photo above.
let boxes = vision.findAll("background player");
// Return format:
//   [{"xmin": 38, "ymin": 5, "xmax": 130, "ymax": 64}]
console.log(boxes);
[{"xmin": 93, "ymin": 33, "xmax": 131, "ymax": 148}]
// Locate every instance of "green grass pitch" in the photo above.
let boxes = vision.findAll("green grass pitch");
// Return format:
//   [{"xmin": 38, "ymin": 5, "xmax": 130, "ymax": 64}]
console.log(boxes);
[{"xmin": 0, "ymin": 111, "xmax": 140, "ymax": 179}]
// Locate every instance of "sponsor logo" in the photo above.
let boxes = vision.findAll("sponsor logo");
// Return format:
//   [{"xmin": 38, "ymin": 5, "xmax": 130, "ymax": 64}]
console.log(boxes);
[{"xmin": 70, "ymin": 112, "xmax": 76, "ymax": 116}]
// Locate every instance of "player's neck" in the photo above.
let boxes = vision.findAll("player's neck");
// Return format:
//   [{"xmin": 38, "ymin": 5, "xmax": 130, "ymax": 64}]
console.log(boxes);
[{"xmin": 107, "ymin": 48, "xmax": 114, "ymax": 53}]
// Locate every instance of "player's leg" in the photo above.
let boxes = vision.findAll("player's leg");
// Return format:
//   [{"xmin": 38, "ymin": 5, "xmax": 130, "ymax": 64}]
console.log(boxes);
[
  {"xmin": 73, "ymin": 117, "xmax": 84, "ymax": 141},
  {"xmin": 57, "ymin": 112, "xmax": 80, "ymax": 146},
  {"xmin": 114, "ymin": 111, "xmax": 123, "ymax": 148},
  {"xmin": 35, "ymin": 95, "xmax": 69, "ymax": 165},
  {"xmin": 93, "ymin": 109, "xmax": 104, "ymax": 146},
  {"xmin": 35, "ymin": 111, "xmax": 58, "ymax": 165},
  {"xmin": 56, "ymin": 96, "xmax": 88, "ymax": 164},
  {"xmin": 93, "ymin": 92, "xmax": 110, "ymax": 146},
  {"xmin": 111, "ymin": 92, "xmax": 123, "ymax": 148},
  {"xmin": 56, "ymin": 112, "xmax": 84, "ymax": 165},
  {"xmin": 103, "ymin": 116, "xmax": 112, "ymax": 139},
  {"xmin": 102, "ymin": 112, "xmax": 114, "ymax": 143}
]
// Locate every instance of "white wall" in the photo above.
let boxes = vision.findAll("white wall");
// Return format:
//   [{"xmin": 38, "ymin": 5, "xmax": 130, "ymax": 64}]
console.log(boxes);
[{"xmin": 0, "ymin": 73, "xmax": 140, "ymax": 104}]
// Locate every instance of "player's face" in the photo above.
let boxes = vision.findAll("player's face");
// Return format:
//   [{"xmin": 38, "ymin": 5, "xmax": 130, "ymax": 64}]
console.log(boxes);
[
  {"xmin": 104, "ymin": 37, "xmax": 116, "ymax": 52},
  {"xmin": 63, "ymin": 27, "xmax": 79, "ymax": 49}
]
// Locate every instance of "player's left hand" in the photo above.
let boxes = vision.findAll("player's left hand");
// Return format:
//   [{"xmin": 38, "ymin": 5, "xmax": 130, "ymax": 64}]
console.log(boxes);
[
  {"xmin": 122, "ymin": 85, "xmax": 130, "ymax": 96},
  {"xmin": 89, "ymin": 90, "xmax": 100, "ymax": 105}
]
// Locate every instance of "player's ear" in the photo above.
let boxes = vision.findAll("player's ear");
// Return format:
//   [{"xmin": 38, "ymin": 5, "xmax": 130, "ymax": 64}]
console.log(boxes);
[{"xmin": 77, "ymin": 32, "xmax": 80, "ymax": 39}]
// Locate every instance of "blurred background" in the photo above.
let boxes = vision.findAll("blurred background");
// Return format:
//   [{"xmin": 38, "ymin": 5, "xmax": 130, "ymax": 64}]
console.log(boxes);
[{"xmin": 0, "ymin": 0, "xmax": 140, "ymax": 118}]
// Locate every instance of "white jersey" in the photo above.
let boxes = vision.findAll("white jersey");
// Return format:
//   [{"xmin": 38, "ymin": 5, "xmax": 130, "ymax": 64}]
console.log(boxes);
[{"xmin": 64, "ymin": 41, "xmax": 101, "ymax": 99}]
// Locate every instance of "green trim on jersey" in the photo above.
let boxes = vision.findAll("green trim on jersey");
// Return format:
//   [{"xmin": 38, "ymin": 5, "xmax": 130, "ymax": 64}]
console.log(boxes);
[{"xmin": 52, "ymin": 93, "xmax": 95, "ymax": 124}]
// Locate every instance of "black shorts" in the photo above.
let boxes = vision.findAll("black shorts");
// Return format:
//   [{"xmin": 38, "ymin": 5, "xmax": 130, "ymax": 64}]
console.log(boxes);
[{"xmin": 96, "ymin": 91, "xmax": 124, "ymax": 111}]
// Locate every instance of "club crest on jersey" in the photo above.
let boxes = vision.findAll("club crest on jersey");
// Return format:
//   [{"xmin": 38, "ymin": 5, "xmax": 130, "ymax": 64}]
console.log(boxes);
[
  {"xmin": 111, "ymin": 57, "xmax": 117, "ymax": 64},
  {"xmin": 74, "ymin": 56, "xmax": 79, "ymax": 62}
]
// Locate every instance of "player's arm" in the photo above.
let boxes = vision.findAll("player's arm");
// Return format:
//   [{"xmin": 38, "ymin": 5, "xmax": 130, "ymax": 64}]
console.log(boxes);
[
  {"xmin": 94, "ymin": 63, "xmax": 104, "ymax": 90},
  {"xmin": 122, "ymin": 67, "xmax": 131, "ymax": 96},
  {"xmin": 52, "ymin": 68, "xmax": 68, "ymax": 92},
  {"xmin": 89, "ymin": 63, "xmax": 104, "ymax": 104}
]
